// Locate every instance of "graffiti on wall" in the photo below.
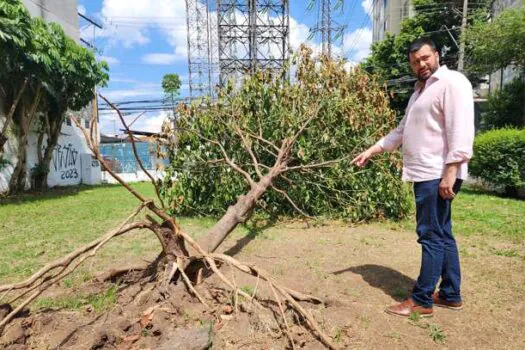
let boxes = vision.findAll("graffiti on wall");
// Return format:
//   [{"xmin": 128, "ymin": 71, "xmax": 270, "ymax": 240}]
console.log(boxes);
[{"xmin": 53, "ymin": 143, "xmax": 79, "ymax": 180}]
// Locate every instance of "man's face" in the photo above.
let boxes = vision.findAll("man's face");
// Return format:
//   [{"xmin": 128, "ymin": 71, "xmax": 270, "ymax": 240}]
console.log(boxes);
[{"xmin": 409, "ymin": 44, "xmax": 440, "ymax": 82}]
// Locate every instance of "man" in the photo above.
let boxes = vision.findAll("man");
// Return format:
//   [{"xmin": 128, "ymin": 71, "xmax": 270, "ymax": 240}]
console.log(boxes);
[{"xmin": 351, "ymin": 37, "xmax": 474, "ymax": 318}]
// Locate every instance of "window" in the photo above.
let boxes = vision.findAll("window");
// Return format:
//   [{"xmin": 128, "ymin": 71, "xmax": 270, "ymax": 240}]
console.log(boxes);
[{"xmin": 402, "ymin": 0, "xmax": 410, "ymax": 19}]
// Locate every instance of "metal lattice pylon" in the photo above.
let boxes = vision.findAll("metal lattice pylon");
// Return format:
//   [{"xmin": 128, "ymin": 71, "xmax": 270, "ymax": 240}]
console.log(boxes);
[
  {"xmin": 216, "ymin": 0, "xmax": 290, "ymax": 87},
  {"xmin": 185, "ymin": 0, "xmax": 219, "ymax": 98}
]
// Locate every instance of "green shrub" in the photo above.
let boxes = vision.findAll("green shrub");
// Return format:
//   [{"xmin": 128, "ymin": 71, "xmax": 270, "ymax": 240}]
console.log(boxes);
[
  {"xmin": 483, "ymin": 78, "xmax": 525, "ymax": 130},
  {"xmin": 470, "ymin": 128, "xmax": 525, "ymax": 195},
  {"xmin": 161, "ymin": 47, "xmax": 412, "ymax": 222}
]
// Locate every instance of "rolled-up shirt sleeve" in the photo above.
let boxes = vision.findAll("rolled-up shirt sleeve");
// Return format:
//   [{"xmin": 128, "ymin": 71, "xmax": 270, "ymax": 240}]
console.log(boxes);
[
  {"xmin": 376, "ymin": 113, "xmax": 407, "ymax": 152},
  {"xmin": 443, "ymin": 76, "xmax": 475, "ymax": 164}
]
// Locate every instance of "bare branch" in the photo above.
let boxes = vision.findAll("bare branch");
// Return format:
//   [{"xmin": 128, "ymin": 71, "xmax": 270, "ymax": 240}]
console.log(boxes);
[
  {"xmin": 74, "ymin": 118, "xmax": 147, "ymax": 202},
  {"xmin": 233, "ymin": 124, "xmax": 263, "ymax": 179},
  {"xmin": 73, "ymin": 117, "xmax": 178, "ymax": 235},
  {"xmin": 271, "ymin": 185, "xmax": 312, "ymax": 218},
  {"xmin": 176, "ymin": 127, "xmax": 255, "ymax": 187},
  {"xmin": 285, "ymin": 155, "xmax": 351, "ymax": 172},
  {"xmin": 244, "ymin": 129, "xmax": 281, "ymax": 154},
  {"xmin": 284, "ymin": 104, "xmax": 322, "ymax": 158},
  {"xmin": 99, "ymin": 94, "xmax": 166, "ymax": 209}
]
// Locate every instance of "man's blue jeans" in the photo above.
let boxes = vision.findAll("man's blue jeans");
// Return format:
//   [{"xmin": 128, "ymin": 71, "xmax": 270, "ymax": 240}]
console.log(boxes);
[{"xmin": 411, "ymin": 178, "xmax": 463, "ymax": 308}]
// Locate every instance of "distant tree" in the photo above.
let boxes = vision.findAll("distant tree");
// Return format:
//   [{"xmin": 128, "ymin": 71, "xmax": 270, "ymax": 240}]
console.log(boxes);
[
  {"xmin": 483, "ymin": 78, "xmax": 525, "ymax": 129},
  {"xmin": 162, "ymin": 73, "xmax": 181, "ymax": 114},
  {"xmin": 467, "ymin": 5, "xmax": 525, "ymax": 75}
]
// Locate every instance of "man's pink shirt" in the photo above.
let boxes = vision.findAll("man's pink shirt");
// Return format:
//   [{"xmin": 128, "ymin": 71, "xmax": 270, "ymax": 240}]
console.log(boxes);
[{"xmin": 376, "ymin": 65, "xmax": 475, "ymax": 182}]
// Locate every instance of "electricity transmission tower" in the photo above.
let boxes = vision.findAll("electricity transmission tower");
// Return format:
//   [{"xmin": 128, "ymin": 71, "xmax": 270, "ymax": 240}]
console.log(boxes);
[
  {"xmin": 311, "ymin": 0, "xmax": 344, "ymax": 58},
  {"xmin": 185, "ymin": 0, "xmax": 219, "ymax": 98},
  {"xmin": 185, "ymin": 0, "xmax": 290, "ymax": 96},
  {"xmin": 216, "ymin": 0, "xmax": 290, "ymax": 86}
]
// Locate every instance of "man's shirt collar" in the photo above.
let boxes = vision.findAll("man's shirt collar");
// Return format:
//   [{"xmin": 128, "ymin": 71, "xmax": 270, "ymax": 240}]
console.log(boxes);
[{"xmin": 414, "ymin": 65, "xmax": 448, "ymax": 90}]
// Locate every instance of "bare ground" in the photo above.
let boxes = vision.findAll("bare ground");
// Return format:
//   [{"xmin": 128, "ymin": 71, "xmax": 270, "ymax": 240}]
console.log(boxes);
[{"xmin": 2, "ymin": 221, "xmax": 524, "ymax": 349}]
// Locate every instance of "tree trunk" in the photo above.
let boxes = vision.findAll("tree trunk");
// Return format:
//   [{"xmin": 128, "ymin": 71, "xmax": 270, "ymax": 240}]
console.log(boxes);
[
  {"xmin": 0, "ymin": 80, "xmax": 28, "ymax": 155},
  {"xmin": 8, "ymin": 110, "xmax": 29, "ymax": 194},
  {"xmin": 40, "ymin": 110, "xmax": 65, "ymax": 189},
  {"xmin": 8, "ymin": 86, "xmax": 43, "ymax": 194},
  {"xmin": 198, "ymin": 172, "xmax": 277, "ymax": 253}
]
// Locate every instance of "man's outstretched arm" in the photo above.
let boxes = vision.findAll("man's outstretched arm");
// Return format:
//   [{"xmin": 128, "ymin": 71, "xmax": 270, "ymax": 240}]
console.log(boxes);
[{"xmin": 351, "ymin": 113, "xmax": 408, "ymax": 168}]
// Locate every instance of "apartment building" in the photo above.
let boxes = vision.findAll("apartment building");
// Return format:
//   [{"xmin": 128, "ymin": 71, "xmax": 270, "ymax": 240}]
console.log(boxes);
[{"xmin": 372, "ymin": 0, "xmax": 414, "ymax": 42}]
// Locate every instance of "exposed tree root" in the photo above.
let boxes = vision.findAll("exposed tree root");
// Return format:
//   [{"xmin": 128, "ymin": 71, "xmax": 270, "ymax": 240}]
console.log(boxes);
[{"xmin": 0, "ymin": 96, "xmax": 340, "ymax": 349}]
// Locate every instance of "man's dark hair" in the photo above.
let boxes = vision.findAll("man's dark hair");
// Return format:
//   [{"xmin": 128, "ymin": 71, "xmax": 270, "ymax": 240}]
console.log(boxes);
[{"xmin": 408, "ymin": 37, "xmax": 439, "ymax": 58}]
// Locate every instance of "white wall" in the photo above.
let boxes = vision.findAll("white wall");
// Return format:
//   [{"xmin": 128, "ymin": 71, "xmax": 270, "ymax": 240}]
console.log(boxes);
[
  {"xmin": 0, "ymin": 96, "xmax": 19, "ymax": 193},
  {"xmin": 25, "ymin": 116, "xmax": 93, "ymax": 188},
  {"xmin": 101, "ymin": 170, "xmax": 165, "ymax": 185}
]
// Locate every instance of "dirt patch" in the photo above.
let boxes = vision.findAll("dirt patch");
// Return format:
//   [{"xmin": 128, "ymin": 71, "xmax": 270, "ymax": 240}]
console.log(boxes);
[{"xmin": 2, "ymin": 221, "xmax": 525, "ymax": 349}]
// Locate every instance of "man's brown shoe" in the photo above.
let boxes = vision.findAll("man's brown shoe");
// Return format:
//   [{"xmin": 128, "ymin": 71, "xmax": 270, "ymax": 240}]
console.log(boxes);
[
  {"xmin": 385, "ymin": 298, "xmax": 433, "ymax": 318},
  {"xmin": 432, "ymin": 292, "xmax": 463, "ymax": 310}
]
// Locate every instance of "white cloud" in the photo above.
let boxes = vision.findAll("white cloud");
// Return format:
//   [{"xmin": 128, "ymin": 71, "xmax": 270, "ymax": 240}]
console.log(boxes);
[
  {"xmin": 133, "ymin": 111, "xmax": 170, "ymax": 133},
  {"xmin": 78, "ymin": 5, "xmax": 86, "ymax": 15},
  {"xmin": 102, "ymin": 89, "xmax": 162, "ymax": 100},
  {"xmin": 142, "ymin": 53, "xmax": 180, "ymax": 65},
  {"xmin": 99, "ymin": 110, "xmax": 170, "ymax": 135},
  {"xmin": 343, "ymin": 27, "xmax": 373, "ymax": 62},
  {"xmin": 101, "ymin": 81, "xmax": 189, "ymax": 101},
  {"xmin": 110, "ymin": 77, "xmax": 138, "ymax": 84},
  {"xmin": 97, "ymin": 55, "xmax": 120, "ymax": 65},
  {"xmin": 98, "ymin": 0, "xmax": 187, "ymax": 54},
  {"xmin": 362, "ymin": 0, "xmax": 374, "ymax": 18}
]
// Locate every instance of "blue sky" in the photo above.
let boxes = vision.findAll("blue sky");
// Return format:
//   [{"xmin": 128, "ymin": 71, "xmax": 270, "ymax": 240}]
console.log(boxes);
[{"xmin": 76, "ymin": 0, "xmax": 374, "ymax": 134}]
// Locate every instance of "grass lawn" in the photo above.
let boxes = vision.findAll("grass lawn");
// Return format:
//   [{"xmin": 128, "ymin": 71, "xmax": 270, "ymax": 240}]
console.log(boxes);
[
  {"xmin": 0, "ymin": 182, "xmax": 523, "ymax": 284},
  {"xmin": 1, "ymin": 182, "xmax": 524, "ymax": 349},
  {"xmin": 0, "ymin": 183, "xmax": 220, "ymax": 284},
  {"xmin": 392, "ymin": 185, "xmax": 525, "ymax": 242}
]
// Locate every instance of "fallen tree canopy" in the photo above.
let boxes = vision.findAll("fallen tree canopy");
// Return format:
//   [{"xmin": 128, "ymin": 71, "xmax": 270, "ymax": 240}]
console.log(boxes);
[{"xmin": 163, "ymin": 46, "xmax": 411, "ymax": 223}]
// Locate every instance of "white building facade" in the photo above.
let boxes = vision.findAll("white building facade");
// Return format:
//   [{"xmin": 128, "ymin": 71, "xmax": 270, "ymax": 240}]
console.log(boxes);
[{"xmin": 372, "ymin": 0, "xmax": 414, "ymax": 42}]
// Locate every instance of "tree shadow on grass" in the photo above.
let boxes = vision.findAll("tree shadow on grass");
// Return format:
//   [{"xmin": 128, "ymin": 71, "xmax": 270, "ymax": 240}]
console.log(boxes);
[
  {"xmin": 0, "ymin": 184, "xmax": 122, "ymax": 206},
  {"xmin": 223, "ymin": 217, "xmax": 278, "ymax": 257},
  {"xmin": 333, "ymin": 264, "xmax": 415, "ymax": 301}
]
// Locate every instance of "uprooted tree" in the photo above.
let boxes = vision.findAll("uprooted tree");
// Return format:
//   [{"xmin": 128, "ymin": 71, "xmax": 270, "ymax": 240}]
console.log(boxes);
[{"xmin": 0, "ymin": 47, "xmax": 410, "ymax": 349}]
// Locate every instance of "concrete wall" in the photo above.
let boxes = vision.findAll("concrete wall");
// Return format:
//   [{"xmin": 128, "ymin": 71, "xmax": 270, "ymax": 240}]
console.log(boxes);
[
  {"xmin": 25, "ymin": 115, "xmax": 93, "ymax": 188},
  {"xmin": 22, "ymin": 0, "xmax": 79, "ymax": 42}
]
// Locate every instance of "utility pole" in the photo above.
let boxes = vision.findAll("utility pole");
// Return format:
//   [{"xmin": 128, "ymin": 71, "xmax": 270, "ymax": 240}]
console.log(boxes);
[{"xmin": 457, "ymin": 0, "xmax": 468, "ymax": 72}]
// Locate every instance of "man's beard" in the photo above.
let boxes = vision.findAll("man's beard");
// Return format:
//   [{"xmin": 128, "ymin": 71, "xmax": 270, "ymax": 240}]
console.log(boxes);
[{"xmin": 417, "ymin": 63, "xmax": 438, "ymax": 81}]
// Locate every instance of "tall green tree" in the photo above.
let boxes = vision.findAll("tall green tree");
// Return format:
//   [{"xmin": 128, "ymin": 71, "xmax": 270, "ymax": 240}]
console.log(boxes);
[
  {"xmin": 35, "ymin": 22, "xmax": 108, "ymax": 190},
  {"xmin": 0, "ymin": 0, "xmax": 32, "ymax": 154},
  {"xmin": 361, "ymin": 0, "xmax": 490, "ymax": 114},
  {"xmin": 0, "ymin": 0, "xmax": 108, "ymax": 193},
  {"xmin": 467, "ymin": 5, "xmax": 525, "ymax": 75},
  {"xmin": 162, "ymin": 73, "xmax": 181, "ymax": 115}
]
